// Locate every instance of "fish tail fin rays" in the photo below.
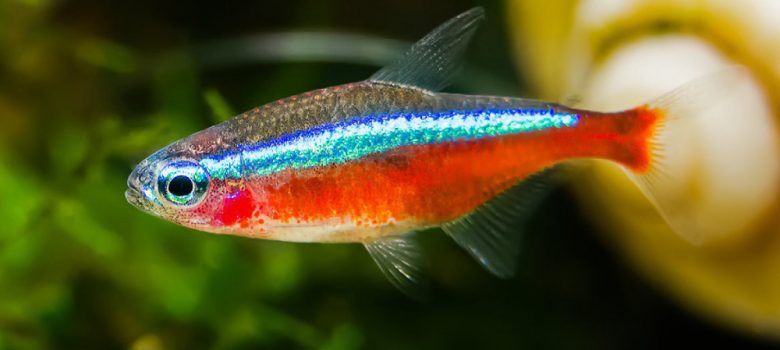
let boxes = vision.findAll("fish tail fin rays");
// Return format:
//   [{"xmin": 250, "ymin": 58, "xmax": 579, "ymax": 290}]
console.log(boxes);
[
  {"xmin": 624, "ymin": 66, "xmax": 752, "ymax": 244},
  {"xmin": 368, "ymin": 7, "xmax": 485, "ymax": 91},
  {"xmin": 442, "ymin": 168, "xmax": 558, "ymax": 278},
  {"xmin": 364, "ymin": 234, "xmax": 430, "ymax": 300}
]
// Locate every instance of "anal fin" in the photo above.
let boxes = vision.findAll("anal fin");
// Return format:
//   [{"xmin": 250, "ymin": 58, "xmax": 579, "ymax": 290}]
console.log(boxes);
[
  {"xmin": 442, "ymin": 169, "xmax": 556, "ymax": 278},
  {"xmin": 364, "ymin": 234, "xmax": 429, "ymax": 299}
]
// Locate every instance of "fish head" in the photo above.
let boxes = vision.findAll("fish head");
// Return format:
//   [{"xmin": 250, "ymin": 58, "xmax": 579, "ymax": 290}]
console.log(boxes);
[{"xmin": 126, "ymin": 126, "xmax": 233, "ymax": 231}]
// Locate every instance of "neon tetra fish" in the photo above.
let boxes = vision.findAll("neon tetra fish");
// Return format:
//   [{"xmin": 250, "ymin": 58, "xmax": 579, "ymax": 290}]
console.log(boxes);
[{"xmin": 126, "ymin": 7, "xmax": 744, "ymax": 297}]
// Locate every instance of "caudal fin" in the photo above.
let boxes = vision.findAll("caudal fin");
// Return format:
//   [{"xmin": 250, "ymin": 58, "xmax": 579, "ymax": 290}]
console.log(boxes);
[{"xmin": 625, "ymin": 66, "xmax": 751, "ymax": 244}]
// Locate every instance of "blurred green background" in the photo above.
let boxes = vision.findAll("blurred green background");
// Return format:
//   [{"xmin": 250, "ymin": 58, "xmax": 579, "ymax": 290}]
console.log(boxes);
[{"xmin": 0, "ymin": 0, "xmax": 776, "ymax": 349}]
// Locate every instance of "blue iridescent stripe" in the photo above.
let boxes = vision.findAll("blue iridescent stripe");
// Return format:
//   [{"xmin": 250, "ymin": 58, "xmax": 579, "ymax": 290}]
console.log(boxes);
[{"xmin": 201, "ymin": 108, "xmax": 579, "ymax": 180}]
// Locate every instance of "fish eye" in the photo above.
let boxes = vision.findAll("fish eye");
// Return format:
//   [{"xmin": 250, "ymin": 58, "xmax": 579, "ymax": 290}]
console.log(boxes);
[
  {"xmin": 157, "ymin": 161, "xmax": 209, "ymax": 207},
  {"xmin": 168, "ymin": 175, "xmax": 194, "ymax": 197}
]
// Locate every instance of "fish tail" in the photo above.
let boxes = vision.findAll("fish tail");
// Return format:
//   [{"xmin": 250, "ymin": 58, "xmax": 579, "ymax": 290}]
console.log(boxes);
[{"xmin": 622, "ymin": 66, "xmax": 749, "ymax": 243}]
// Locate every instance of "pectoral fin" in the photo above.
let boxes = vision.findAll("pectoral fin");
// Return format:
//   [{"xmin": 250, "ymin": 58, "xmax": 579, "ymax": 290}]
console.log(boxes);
[{"xmin": 364, "ymin": 234, "xmax": 429, "ymax": 299}]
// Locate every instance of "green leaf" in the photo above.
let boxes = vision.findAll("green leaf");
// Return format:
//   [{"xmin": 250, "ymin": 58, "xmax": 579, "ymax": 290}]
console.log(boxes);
[
  {"xmin": 54, "ymin": 198, "xmax": 123, "ymax": 257},
  {"xmin": 75, "ymin": 38, "xmax": 138, "ymax": 74},
  {"xmin": 203, "ymin": 88, "xmax": 236, "ymax": 123},
  {"xmin": 48, "ymin": 126, "xmax": 89, "ymax": 176}
]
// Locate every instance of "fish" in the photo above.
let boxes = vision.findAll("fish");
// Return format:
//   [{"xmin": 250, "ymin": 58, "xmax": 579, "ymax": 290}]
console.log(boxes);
[{"xmin": 126, "ymin": 7, "xmax": 745, "ymax": 297}]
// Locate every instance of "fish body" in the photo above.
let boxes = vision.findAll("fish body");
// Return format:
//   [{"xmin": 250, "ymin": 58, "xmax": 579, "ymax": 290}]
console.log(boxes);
[
  {"xmin": 126, "ymin": 7, "xmax": 742, "ymax": 296},
  {"xmin": 130, "ymin": 83, "xmax": 655, "ymax": 241}
]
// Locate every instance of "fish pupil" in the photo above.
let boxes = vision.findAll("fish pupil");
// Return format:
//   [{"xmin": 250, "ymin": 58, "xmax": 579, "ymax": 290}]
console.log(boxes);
[{"xmin": 168, "ymin": 175, "xmax": 194, "ymax": 197}]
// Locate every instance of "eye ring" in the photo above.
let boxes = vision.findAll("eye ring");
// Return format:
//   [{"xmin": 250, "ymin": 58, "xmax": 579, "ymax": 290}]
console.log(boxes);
[{"xmin": 157, "ymin": 160, "xmax": 209, "ymax": 207}]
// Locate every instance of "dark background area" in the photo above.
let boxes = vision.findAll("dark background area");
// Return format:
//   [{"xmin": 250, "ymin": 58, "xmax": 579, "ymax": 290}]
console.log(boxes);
[{"xmin": 0, "ymin": 0, "xmax": 776, "ymax": 348}]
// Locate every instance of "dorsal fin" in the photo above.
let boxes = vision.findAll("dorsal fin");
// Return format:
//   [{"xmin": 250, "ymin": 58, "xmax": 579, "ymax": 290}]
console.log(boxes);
[
  {"xmin": 368, "ymin": 7, "xmax": 485, "ymax": 91},
  {"xmin": 441, "ymin": 169, "xmax": 557, "ymax": 278},
  {"xmin": 364, "ymin": 234, "xmax": 429, "ymax": 299}
]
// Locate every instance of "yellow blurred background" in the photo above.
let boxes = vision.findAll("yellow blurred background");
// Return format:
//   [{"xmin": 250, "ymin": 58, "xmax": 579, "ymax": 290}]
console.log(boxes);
[{"xmin": 507, "ymin": 0, "xmax": 780, "ymax": 339}]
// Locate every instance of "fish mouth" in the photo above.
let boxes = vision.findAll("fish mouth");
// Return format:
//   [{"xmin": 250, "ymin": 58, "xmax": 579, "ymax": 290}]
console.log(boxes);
[
  {"xmin": 125, "ymin": 186, "xmax": 163, "ymax": 218},
  {"xmin": 125, "ymin": 187, "xmax": 148, "ymax": 212},
  {"xmin": 126, "ymin": 166, "xmax": 161, "ymax": 214}
]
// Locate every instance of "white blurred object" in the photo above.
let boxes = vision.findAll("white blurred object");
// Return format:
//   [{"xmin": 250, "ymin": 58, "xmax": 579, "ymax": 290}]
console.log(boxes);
[
  {"xmin": 580, "ymin": 36, "xmax": 780, "ymax": 244},
  {"xmin": 506, "ymin": 0, "xmax": 780, "ymax": 337}
]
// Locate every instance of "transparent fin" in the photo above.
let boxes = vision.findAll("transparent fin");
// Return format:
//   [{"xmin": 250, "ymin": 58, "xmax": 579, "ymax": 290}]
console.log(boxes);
[
  {"xmin": 364, "ymin": 234, "xmax": 429, "ymax": 299},
  {"xmin": 441, "ymin": 169, "xmax": 557, "ymax": 278},
  {"xmin": 625, "ymin": 66, "xmax": 750, "ymax": 244},
  {"xmin": 368, "ymin": 7, "xmax": 485, "ymax": 91}
]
